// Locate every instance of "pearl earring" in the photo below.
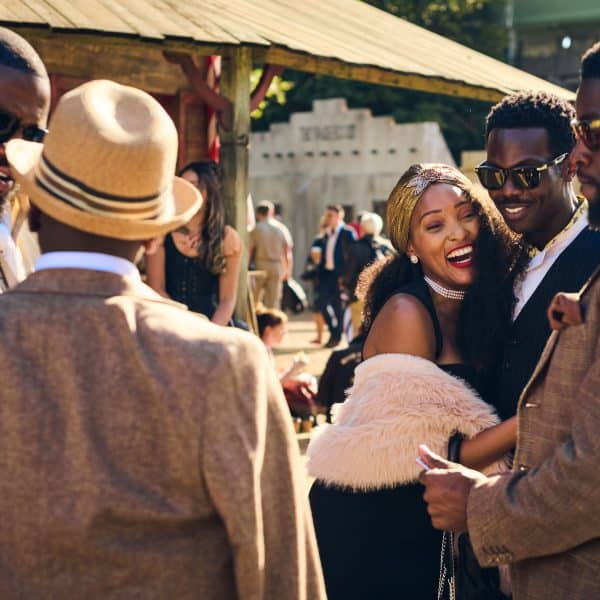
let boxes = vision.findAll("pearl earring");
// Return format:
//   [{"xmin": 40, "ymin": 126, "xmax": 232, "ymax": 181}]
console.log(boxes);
[{"xmin": 410, "ymin": 255, "xmax": 419, "ymax": 264}]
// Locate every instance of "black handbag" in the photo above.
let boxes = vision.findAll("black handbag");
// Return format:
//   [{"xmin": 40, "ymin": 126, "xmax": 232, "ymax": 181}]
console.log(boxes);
[
  {"xmin": 281, "ymin": 279, "xmax": 308, "ymax": 314},
  {"xmin": 300, "ymin": 263, "xmax": 318, "ymax": 281},
  {"xmin": 443, "ymin": 432, "xmax": 508, "ymax": 600}
]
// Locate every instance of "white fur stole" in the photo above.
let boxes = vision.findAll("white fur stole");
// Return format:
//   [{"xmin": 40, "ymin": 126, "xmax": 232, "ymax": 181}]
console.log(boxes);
[{"xmin": 307, "ymin": 353, "xmax": 505, "ymax": 490}]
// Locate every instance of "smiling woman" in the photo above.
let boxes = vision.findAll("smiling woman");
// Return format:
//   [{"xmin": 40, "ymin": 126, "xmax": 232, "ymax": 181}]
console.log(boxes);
[
  {"xmin": 360, "ymin": 163, "xmax": 524, "ymax": 369},
  {"xmin": 407, "ymin": 182, "xmax": 479, "ymax": 294},
  {"xmin": 307, "ymin": 163, "xmax": 525, "ymax": 600}
]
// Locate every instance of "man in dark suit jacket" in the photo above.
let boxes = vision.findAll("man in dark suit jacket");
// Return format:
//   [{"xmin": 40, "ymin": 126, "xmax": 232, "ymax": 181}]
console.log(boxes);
[
  {"xmin": 420, "ymin": 42, "xmax": 600, "ymax": 600},
  {"xmin": 313, "ymin": 204, "xmax": 356, "ymax": 348},
  {"xmin": 475, "ymin": 90, "xmax": 600, "ymax": 420}
]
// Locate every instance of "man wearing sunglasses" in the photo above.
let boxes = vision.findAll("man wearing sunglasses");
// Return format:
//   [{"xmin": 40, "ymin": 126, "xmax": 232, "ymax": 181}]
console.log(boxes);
[
  {"xmin": 476, "ymin": 91, "xmax": 600, "ymax": 425},
  {"xmin": 420, "ymin": 42, "xmax": 600, "ymax": 600},
  {"xmin": 548, "ymin": 44, "xmax": 600, "ymax": 331},
  {"xmin": 0, "ymin": 28, "xmax": 50, "ymax": 291}
]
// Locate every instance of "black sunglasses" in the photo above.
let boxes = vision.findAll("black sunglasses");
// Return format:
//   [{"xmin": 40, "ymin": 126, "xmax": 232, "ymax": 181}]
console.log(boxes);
[
  {"xmin": 0, "ymin": 108, "xmax": 47, "ymax": 144},
  {"xmin": 475, "ymin": 153, "xmax": 568, "ymax": 191},
  {"xmin": 571, "ymin": 117, "xmax": 600, "ymax": 151}
]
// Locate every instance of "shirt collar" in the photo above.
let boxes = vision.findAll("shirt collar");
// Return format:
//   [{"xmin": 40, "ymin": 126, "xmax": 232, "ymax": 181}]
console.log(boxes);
[
  {"xmin": 35, "ymin": 251, "xmax": 141, "ymax": 281},
  {"xmin": 526, "ymin": 197, "xmax": 588, "ymax": 260}
]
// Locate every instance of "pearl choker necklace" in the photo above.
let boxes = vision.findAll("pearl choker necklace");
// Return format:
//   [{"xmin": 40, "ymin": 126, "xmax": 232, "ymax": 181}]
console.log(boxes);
[{"xmin": 424, "ymin": 275, "xmax": 466, "ymax": 301}]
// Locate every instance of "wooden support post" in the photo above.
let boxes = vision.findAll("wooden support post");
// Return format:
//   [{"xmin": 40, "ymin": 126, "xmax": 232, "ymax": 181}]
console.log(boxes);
[{"xmin": 220, "ymin": 47, "xmax": 252, "ymax": 322}]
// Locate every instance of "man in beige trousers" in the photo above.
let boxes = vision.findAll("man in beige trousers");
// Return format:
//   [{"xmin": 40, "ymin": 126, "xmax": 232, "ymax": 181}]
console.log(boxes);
[
  {"xmin": 419, "ymin": 42, "xmax": 600, "ymax": 599},
  {"xmin": 249, "ymin": 200, "xmax": 293, "ymax": 309},
  {"xmin": 0, "ymin": 79, "xmax": 325, "ymax": 600}
]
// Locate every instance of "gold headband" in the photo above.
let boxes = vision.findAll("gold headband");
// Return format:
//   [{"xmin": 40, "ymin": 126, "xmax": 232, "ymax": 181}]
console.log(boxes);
[{"xmin": 387, "ymin": 164, "xmax": 471, "ymax": 254}]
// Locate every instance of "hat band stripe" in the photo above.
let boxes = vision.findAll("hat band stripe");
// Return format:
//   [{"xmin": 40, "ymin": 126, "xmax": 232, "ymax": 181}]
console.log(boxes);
[
  {"xmin": 41, "ymin": 154, "xmax": 166, "ymax": 205},
  {"xmin": 35, "ymin": 157, "xmax": 166, "ymax": 219},
  {"xmin": 35, "ymin": 167, "xmax": 164, "ymax": 219},
  {"xmin": 35, "ymin": 172, "xmax": 164, "ymax": 220}
]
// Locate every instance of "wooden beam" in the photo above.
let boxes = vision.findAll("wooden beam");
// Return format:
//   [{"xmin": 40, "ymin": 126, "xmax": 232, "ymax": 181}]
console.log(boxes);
[
  {"xmin": 220, "ymin": 47, "xmax": 252, "ymax": 322},
  {"xmin": 9, "ymin": 26, "xmax": 228, "ymax": 55},
  {"xmin": 256, "ymin": 46, "xmax": 507, "ymax": 103},
  {"xmin": 11, "ymin": 27, "xmax": 230, "ymax": 94}
]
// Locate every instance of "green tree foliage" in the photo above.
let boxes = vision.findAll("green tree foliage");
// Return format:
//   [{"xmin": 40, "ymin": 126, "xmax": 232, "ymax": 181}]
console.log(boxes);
[{"xmin": 251, "ymin": 0, "xmax": 507, "ymax": 161}]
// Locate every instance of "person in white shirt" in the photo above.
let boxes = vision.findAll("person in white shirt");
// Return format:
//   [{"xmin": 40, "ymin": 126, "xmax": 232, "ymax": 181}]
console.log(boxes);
[
  {"xmin": 0, "ymin": 27, "xmax": 50, "ymax": 290},
  {"xmin": 475, "ymin": 91, "xmax": 600, "ymax": 421}
]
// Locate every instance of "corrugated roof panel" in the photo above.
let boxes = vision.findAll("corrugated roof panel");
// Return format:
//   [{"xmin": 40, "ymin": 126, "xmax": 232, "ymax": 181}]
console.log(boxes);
[
  {"xmin": 223, "ymin": 0, "xmax": 375, "ymax": 61},
  {"xmin": 160, "ymin": 0, "xmax": 241, "ymax": 44},
  {"xmin": 10, "ymin": 0, "xmax": 73, "ymax": 28},
  {"xmin": 0, "ymin": 0, "xmax": 574, "ymax": 100},
  {"xmin": 96, "ymin": 0, "xmax": 167, "ymax": 39},
  {"xmin": 193, "ymin": 0, "xmax": 270, "ymax": 45},
  {"xmin": 37, "ymin": 0, "xmax": 122, "ymax": 31},
  {"xmin": 0, "ymin": 2, "xmax": 44, "ymax": 23},
  {"xmin": 144, "ymin": 0, "xmax": 229, "ymax": 42}
]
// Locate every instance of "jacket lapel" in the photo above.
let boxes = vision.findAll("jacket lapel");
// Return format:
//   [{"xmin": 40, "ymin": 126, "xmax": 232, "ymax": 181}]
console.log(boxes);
[
  {"xmin": 519, "ymin": 330, "xmax": 559, "ymax": 401},
  {"xmin": 519, "ymin": 264, "xmax": 600, "ymax": 403}
]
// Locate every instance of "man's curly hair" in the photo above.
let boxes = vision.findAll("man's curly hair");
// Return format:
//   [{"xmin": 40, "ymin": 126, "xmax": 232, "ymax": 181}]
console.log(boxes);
[
  {"xmin": 582, "ymin": 42, "xmax": 600, "ymax": 80},
  {"xmin": 485, "ymin": 91, "xmax": 575, "ymax": 157}
]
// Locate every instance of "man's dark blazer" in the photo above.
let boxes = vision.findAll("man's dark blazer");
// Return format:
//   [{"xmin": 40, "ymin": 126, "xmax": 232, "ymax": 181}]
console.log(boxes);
[{"xmin": 317, "ymin": 225, "xmax": 356, "ymax": 277}]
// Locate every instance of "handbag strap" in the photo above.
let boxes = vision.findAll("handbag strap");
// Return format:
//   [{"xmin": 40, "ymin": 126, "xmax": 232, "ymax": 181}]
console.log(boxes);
[
  {"xmin": 437, "ymin": 530, "xmax": 456, "ymax": 600},
  {"xmin": 436, "ymin": 431, "xmax": 464, "ymax": 600}
]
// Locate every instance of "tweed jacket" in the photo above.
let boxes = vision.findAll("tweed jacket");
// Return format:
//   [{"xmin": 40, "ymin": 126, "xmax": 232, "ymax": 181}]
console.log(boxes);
[
  {"xmin": 468, "ymin": 266, "xmax": 600, "ymax": 600},
  {"xmin": 0, "ymin": 268, "xmax": 326, "ymax": 600}
]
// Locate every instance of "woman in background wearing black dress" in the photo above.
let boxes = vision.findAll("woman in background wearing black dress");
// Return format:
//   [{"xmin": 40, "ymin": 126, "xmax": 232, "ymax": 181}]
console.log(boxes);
[
  {"xmin": 146, "ymin": 161, "xmax": 241, "ymax": 325},
  {"xmin": 307, "ymin": 164, "xmax": 524, "ymax": 600}
]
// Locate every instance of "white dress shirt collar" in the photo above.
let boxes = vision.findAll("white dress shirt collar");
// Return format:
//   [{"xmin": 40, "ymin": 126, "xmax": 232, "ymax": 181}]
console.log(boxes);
[
  {"xmin": 513, "ymin": 213, "xmax": 589, "ymax": 319},
  {"xmin": 325, "ymin": 223, "xmax": 344, "ymax": 270},
  {"xmin": 0, "ymin": 203, "xmax": 26, "ymax": 290},
  {"xmin": 35, "ymin": 251, "xmax": 141, "ymax": 281}
]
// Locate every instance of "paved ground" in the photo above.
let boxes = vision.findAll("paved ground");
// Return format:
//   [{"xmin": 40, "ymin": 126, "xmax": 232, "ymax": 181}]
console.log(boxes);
[
  {"xmin": 272, "ymin": 311, "xmax": 345, "ymax": 377},
  {"xmin": 271, "ymin": 311, "xmax": 347, "ymax": 469}
]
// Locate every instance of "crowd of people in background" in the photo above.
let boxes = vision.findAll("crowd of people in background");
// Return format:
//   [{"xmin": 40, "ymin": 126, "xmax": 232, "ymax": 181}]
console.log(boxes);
[{"xmin": 0, "ymin": 23, "xmax": 599, "ymax": 600}]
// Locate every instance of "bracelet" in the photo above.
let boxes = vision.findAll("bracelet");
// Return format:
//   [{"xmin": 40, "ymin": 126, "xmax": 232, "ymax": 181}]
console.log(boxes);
[{"xmin": 447, "ymin": 431, "xmax": 465, "ymax": 463}]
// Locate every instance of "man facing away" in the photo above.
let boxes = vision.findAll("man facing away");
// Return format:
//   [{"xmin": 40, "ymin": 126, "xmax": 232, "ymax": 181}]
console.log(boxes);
[
  {"xmin": 420, "ymin": 42, "xmax": 600, "ymax": 600},
  {"xmin": 475, "ymin": 91, "xmax": 600, "ymax": 421},
  {"xmin": 0, "ymin": 79, "xmax": 325, "ymax": 600},
  {"xmin": 0, "ymin": 27, "xmax": 50, "ymax": 289},
  {"xmin": 249, "ymin": 200, "xmax": 293, "ymax": 309}
]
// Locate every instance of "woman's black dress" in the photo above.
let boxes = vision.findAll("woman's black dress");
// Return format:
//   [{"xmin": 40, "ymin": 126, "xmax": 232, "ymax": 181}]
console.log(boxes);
[
  {"xmin": 164, "ymin": 233, "xmax": 219, "ymax": 318},
  {"xmin": 309, "ymin": 279, "xmax": 485, "ymax": 600}
]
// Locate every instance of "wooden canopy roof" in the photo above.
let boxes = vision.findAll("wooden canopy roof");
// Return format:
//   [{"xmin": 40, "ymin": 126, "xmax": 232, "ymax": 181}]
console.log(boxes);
[{"xmin": 1, "ymin": 0, "xmax": 573, "ymax": 102}]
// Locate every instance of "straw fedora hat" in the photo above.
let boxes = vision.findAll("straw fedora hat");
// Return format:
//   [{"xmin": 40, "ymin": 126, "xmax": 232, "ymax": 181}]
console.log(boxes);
[{"xmin": 6, "ymin": 79, "xmax": 202, "ymax": 240}]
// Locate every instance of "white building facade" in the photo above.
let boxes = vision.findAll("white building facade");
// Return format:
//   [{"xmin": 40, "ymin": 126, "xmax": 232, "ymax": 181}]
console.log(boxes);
[{"xmin": 249, "ymin": 98, "xmax": 455, "ymax": 276}]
